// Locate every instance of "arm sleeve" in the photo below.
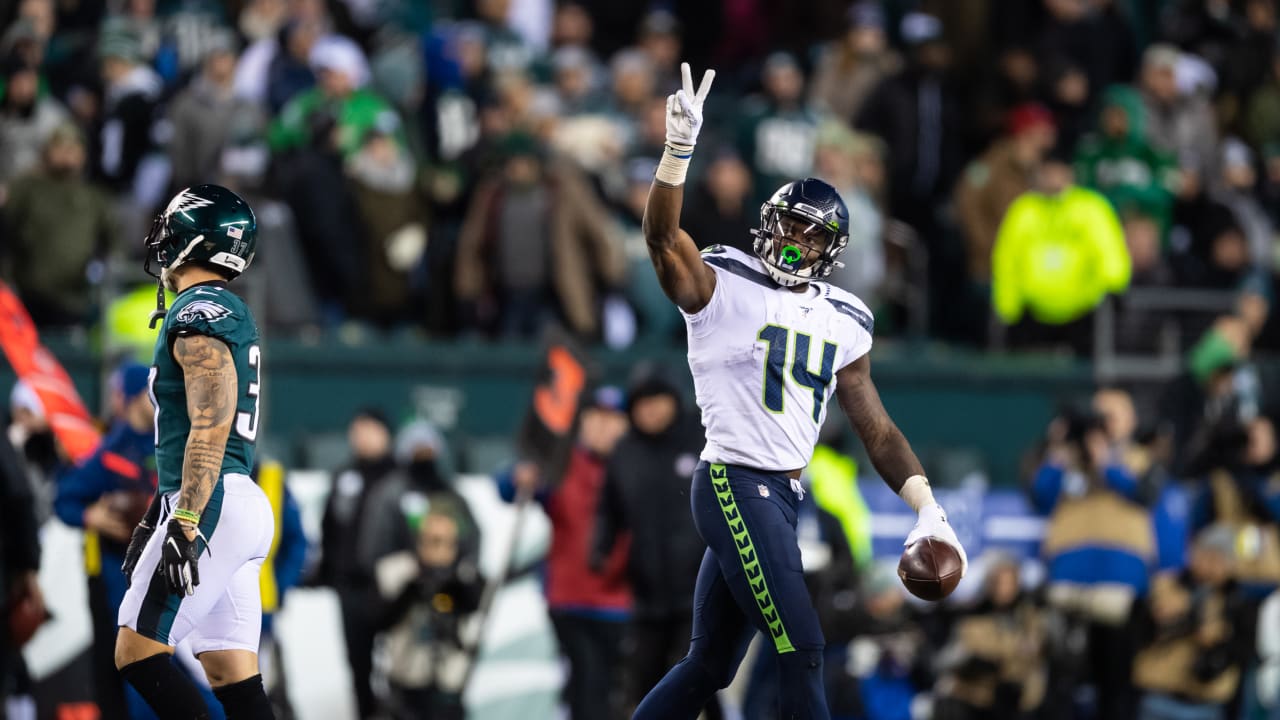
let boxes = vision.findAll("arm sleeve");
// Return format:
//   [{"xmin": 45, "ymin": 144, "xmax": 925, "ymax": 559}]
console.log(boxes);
[
  {"xmin": 1030, "ymin": 463, "xmax": 1065, "ymax": 515},
  {"xmin": 1103, "ymin": 463, "xmax": 1138, "ymax": 501},
  {"xmin": 591, "ymin": 459, "xmax": 625, "ymax": 571},
  {"xmin": 53, "ymin": 451, "xmax": 112, "ymax": 527},
  {"xmin": 992, "ymin": 197, "xmax": 1028, "ymax": 324},
  {"xmin": 1089, "ymin": 193, "xmax": 1131, "ymax": 294}
]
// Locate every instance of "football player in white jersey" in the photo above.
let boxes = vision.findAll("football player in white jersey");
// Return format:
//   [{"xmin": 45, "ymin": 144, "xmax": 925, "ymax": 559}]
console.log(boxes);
[{"xmin": 632, "ymin": 64, "xmax": 967, "ymax": 720}]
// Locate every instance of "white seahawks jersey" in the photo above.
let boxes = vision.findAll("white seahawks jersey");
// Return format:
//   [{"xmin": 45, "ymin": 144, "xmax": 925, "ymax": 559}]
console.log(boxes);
[{"xmin": 683, "ymin": 246, "xmax": 874, "ymax": 472}]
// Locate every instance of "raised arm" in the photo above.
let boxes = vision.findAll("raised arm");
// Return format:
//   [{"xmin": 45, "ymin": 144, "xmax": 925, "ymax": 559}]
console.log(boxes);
[
  {"xmin": 835, "ymin": 354, "xmax": 968, "ymax": 574},
  {"xmin": 646, "ymin": 62, "xmax": 718, "ymax": 315}
]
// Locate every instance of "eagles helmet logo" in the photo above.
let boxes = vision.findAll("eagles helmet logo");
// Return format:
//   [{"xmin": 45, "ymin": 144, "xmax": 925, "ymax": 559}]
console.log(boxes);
[
  {"xmin": 164, "ymin": 189, "xmax": 215, "ymax": 218},
  {"xmin": 175, "ymin": 300, "xmax": 232, "ymax": 324}
]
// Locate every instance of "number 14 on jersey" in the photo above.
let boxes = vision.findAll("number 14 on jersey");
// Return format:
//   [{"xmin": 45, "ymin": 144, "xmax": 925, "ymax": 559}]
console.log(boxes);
[{"xmin": 757, "ymin": 325, "xmax": 837, "ymax": 422}]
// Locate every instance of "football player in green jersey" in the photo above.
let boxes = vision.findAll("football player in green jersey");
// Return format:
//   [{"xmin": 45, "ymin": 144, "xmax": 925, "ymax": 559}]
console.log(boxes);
[{"xmin": 115, "ymin": 184, "xmax": 276, "ymax": 719}]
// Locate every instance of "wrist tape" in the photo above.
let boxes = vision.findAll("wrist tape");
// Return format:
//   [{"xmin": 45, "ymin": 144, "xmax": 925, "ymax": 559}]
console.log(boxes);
[
  {"xmin": 655, "ymin": 142, "xmax": 694, "ymax": 186},
  {"xmin": 899, "ymin": 475, "xmax": 936, "ymax": 513},
  {"xmin": 172, "ymin": 508, "xmax": 201, "ymax": 525}
]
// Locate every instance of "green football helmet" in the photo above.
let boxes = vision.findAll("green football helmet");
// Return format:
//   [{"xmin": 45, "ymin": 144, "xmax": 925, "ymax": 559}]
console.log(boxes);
[{"xmin": 143, "ymin": 184, "xmax": 258, "ymax": 283}]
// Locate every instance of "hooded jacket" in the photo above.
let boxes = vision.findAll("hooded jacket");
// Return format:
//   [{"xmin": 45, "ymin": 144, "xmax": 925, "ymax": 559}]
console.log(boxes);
[
  {"xmin": 1074, "ymin": 85, "xmax": 1179, "ymax": 232},
  {"xmin": 992, "ymin": 184, "xmax": 1131, "ymax": 325},
  {"xmin": 594, "ymin": 370, "xmax": 706, "ymax": 618}
]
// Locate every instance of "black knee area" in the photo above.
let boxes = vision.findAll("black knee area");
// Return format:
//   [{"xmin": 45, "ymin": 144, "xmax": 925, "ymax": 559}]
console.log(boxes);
[
  {"xmin": 119, "ymin": 654, "xmax": 211, "ymax": 719},
  {"xmin": 776, "ymin": 650, "xmax": 827, "ymax": 718},
  {"xmin": 213, "ymin": 674, "xmax": 274, "ymax": 720},
  {"xmin": 687, "ymin": 641, "xmax": 737, "ymax": 690}
]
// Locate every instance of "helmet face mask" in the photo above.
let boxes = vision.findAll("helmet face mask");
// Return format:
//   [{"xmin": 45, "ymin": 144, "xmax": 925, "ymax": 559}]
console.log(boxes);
[{"xmin": 751, "ymin": 179, "xmax": 850, "ymax": 287}]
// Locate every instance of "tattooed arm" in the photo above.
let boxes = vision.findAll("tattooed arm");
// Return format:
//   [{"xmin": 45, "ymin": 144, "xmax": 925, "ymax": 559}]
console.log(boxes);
[
  {"xmin": 173, "ymin": 334, "xmax": 237, "ymax": 533},
  {"xmin": 834, "ymin": 354, "xmax": 924, "ymax": 495}
]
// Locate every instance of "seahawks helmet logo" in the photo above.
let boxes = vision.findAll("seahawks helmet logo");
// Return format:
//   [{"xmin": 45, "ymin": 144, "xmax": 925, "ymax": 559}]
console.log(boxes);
[
  {"xmin": 164, "ymin": 189, "xmax": 215, "ymax": 218},
  {"xmin": 175, "ymin": 300, "xmax": 231, "ymax": 324}
]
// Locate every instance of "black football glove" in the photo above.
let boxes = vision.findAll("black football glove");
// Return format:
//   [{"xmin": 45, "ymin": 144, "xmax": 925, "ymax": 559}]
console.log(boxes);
[
  {"xmin": 121, "ymin": 494, "xmax": 162, "ymax": 588},
  {"xmin": 160, "ymin": 518, "xmax": 206, "ymax": 596}
]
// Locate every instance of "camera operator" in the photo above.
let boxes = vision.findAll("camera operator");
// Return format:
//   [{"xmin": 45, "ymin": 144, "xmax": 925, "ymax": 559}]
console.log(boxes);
[
  {"xmin": 1033, "ymin": 406, "xmax": 1151, "ymax": 720},
  {"xmin": 374, "ymin": 510, "xmax": 485, "ymax": 720}
]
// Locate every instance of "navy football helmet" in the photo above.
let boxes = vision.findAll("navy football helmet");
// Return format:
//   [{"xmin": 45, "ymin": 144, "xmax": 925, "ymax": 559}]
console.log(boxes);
[{"xmin": 750, "ymin": 178, "xmax": 850, "ymax": 287}]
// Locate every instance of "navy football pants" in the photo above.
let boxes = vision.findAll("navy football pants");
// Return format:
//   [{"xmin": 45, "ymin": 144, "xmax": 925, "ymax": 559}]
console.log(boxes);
[{"xmin": 633, "ymin": 462, "xmax": 829, "ymax": 720}]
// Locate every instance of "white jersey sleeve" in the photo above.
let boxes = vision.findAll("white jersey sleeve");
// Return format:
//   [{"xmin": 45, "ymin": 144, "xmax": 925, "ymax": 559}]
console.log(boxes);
[{"xmin": 683, "ymin": 245, "xmax": 875, "ymax": 472}]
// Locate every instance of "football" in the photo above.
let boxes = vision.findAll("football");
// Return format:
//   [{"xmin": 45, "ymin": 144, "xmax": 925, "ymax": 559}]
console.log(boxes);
[{"xmin": 897, "ymin": 537, "xmax": 963, "ymax": 601}]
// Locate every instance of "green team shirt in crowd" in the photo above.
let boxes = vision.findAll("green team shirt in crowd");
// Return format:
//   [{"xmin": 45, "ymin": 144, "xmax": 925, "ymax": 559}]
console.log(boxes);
[{"xmin": 149, "ymin": 282, "xmax": 261, "ymax": 495}]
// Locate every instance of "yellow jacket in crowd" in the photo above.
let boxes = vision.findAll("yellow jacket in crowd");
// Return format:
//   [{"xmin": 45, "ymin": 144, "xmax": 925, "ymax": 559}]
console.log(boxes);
[{"xmin": 992, "ymin": 186, "xmax": 1131, "ymax": 325}]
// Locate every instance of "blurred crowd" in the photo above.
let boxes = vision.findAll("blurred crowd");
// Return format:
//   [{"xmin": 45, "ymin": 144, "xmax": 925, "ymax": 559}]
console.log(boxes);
[{"xmin": 0, "ymin": 0, "xmax": 1277, "ymax": 352}]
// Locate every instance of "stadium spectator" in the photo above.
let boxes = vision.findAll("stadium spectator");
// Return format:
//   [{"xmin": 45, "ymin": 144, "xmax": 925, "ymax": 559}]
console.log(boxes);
[
  {"xmin": 93, "ymin": 21, "xmax": 161, "ymax": 193},
  {"xmin": 374, "ymin": 509, "xmax": 483, "ymax": 720},
  {"xmin": 814, "ymin": 123, "xmax": 887, "ymax": 308},
  {"xmin": 1139, "ymin": 44, "xmax": 1219, "ymax": 181},
  {"xmin": 1212, "ymin": 138, "xmax": 1274, "ymax": 267},
  {"xmin": 454, "ymin": 132, "xmax": 625, "ymax": 341},
  {"xmin": 933, "ymin": 555, "xmax": 1048, "ymax": 720},
  {"xmin": 52, "ymin": 362, "xmax": 155, "ymax": 720},
  {"xmin": 0, "ymin": 53, "xmax": 67, "ymax": 192},
  {"xmin": 496, "ymin": 386, "xmax": 631, "ymax": 720},
  {"xmin": 678, "ymin": 147, "xmax": 755, "ymax": 255},
  {"xmin": 1075, "ymin": 85, "xmax": 1179, "ymax": 235},
  {"xmin": 166, "ymin": 28, "xmax": 262, "ymax": 193},
  {"xmin": 819, "ymin": 563, "xmax": 929, "ymax": 720},
  {"xmin": 857, "ymin": 10, "xmax": 967, "ymax": 231},
  {"xmin": 315, "ymin": 408, "xmax": 399, "ymax": 719},
  {"xmin": 1040, "ymin": 57, "xmax": 1089, "ymax": 144},
  {"xmin": 359, "ymin": 420, "xmax": 478, "ymax": 574},
  {"xmin": 592, "ymin": 365, "xmax": 717, "ymax": 717},
  {"xmin": 807, "ymin": 3, "xmax": 900, "ymax": 123},
  {"xmin": 736, "ymin": 51, "xmax": 818, "ymax": 204},
  {"xmin": 252, "ymin": 458, "xmax": 309, "ymax": 718},
  {"xmin": 1034, "ymin": 0, "xmax": 1136, "ymax": 106},
  {"xmin": 347, "ymin": 126, "xmax": 427, "ymax": 326},
  {"xmin": 1036, "ymin": 406, "xmax": 1152, "ymax": 720},
  {"xmin": 2, "ymin": 123, "xmax": 115, "ymax": 327},
  {"xmin": 992, "ymin": 149, "xmax": 1131, "ymax": 350},
  {"xmin": 636, "ymin": 10, "xmax": 681, "ymax": 93},
  {"xmin": 1133, "ymin": 525, "xmax": 1252, "ymax": 720},
  {"xmin": 955, "ymin": 103, "xmax": 1057, "ymax": 287}
]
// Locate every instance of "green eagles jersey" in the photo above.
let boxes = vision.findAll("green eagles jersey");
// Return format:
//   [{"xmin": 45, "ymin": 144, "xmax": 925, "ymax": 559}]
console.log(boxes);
[{"xmin": 149, "ymin": 282, "xmax": 261, "ymax": 494}]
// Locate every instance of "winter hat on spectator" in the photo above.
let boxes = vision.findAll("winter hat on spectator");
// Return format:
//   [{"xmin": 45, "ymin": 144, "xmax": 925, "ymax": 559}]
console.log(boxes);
[
  {"xmin": 1195, "ymin": 523, "xmax": 1239, "ymax": 560},
  {"xmin": 763, "ymin": 50, "xmax": 800, "ymax": 75},
  {"xmin": 111, "ymin": 362, "xmax": 151, "ymax": 400},
  {"xmin": 1006, "ymin": 103, "xmax": 1055, "ymax": 136},
  {"xmin": 900, "ymin": 11, "xmax": 943, "ymax": 46},
  {"xmin": 1221, "ymin": 137, "xmax": 1254, "ymax": 171},
  {"xmin": 97, "ymin": 23, "xmax": 144, "ymax": 63},
  {"xmin": 396, "ymin": 419, "xmax": 443, "ymax": 462},
  {"xmin": 552, "ymin": 44, "xmax": 594, "ymax": 75},
  {"xmin": 610, "ymin": 47, "xmax": 652, "ymax": 78},
  {"xmin": 847, "ymin": 2, "xmax": 886, "ymax": 31},
  {"xmin": 309, "ymin": 35, "xmax": 370, "ymax": 88},
  {"xmin": 588, "ymin": 385, "xmax": 627, "ymax": 413},
  {"xmin": 640, "ymin": 9, "xmax": 680, "ymax": 38},
  {"xmin": 9, "ymin": 380, "xmax": 44, "ymax": 422}
]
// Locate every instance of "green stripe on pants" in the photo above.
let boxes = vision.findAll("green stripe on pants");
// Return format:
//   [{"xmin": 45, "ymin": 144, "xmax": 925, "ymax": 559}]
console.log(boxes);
[{"xmin": 709, "ymin": 463, "xmax": 794, "ymax": 654}]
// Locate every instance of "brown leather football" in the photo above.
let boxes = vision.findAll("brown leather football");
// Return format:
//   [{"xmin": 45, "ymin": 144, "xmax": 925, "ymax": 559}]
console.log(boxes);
[{"xmin": 897, "ymin": 537, "xmax": 963, "ymax": 601}]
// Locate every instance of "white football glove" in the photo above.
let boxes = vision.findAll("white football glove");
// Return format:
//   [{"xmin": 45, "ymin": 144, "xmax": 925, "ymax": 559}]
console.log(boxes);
[
  {"xmin": 905, "ymin": 503, "xmax": 968, "ymax": 577},
  {"xmin": 666, "ymin": 62, "xmax": 715, "ymax": 147}
]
